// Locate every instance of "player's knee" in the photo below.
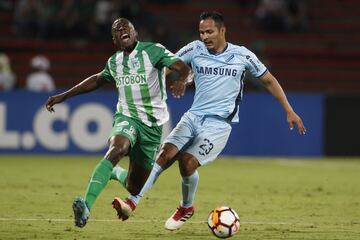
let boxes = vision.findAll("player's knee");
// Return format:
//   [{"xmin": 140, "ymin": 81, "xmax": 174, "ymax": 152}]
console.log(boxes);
[
  {"xmin": 179, "ymin": 156, "xmax": 199, "ymax": 176},
  {"xmin": 105, "ymin": 145, "xmax": 128, "ymax": 165},
  {"xmin": 156, "ymin": 151, "xmax": 172, "ymax": 168},
  {"xmin": 155, "ymin": 144, "xmax": 179, "ymax": 169}
]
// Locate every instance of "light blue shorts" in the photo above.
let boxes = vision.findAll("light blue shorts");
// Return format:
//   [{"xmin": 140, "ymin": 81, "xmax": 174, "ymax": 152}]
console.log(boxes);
[{"xmin": 164, "ymin": 111, "xmax": 232, "ymax": 165}]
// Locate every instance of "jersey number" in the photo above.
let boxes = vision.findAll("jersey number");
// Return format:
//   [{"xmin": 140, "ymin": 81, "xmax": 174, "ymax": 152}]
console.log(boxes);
[{"xmin": 199, "ymin": 138, "xmax": 214, "ymax": 156}]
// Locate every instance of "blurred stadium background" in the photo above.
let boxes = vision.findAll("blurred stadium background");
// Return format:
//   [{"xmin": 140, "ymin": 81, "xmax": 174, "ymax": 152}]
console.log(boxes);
[{"xmin": 0, "ymin": 0, "xmax": 359, "ymax": 156}]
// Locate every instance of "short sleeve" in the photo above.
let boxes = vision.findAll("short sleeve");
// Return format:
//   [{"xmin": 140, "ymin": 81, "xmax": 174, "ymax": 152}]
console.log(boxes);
[
  {"xmin": 100, "ymin": 56, "xmax": 115, "ymax": 82},
  {"xmin": 243, "ymin": 47, "xmax": 268, "ymax": 78},
  {"xmin": 176, "ymin": 41, "xmax": 196, "ymax": 65},
  {"xmin": 147, "ymin": 43, "xmax": 180, "ymax": 69}
]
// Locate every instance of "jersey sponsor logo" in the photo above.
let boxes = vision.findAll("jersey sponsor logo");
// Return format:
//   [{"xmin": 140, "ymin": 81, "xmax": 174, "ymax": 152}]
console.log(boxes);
[
  {"xmin": 178, "ymin": 47, "xmax": 193, "ymax": 57},
  {"xmin": 114, "ymin": 74, "xmax": 147, "ymax": 87},
  {"xmin": 246, "ymin": 55, "xmax": 260, "ymax": 72},
  {"xmin": 195, "ymin": 66, "xmax": 237, "ymax": 76}
]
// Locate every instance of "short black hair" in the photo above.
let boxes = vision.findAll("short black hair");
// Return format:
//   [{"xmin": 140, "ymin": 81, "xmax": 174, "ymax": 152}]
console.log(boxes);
[{"xmin": 200, "ymin": 11, "xmax": 225, "ymax": 27}]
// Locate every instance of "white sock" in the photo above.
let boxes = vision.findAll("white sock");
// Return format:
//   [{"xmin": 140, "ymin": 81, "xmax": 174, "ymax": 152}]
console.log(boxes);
[
  {"xmin": 111, "ymin": 166, "xmax": 124, "ymax": 179},
  {"xmin": 129, "ymin": 163, "xmax": 163, "ymax": 205},
  {"xmin": 180, "ymin": 170, "xmax": 199, "ymax": 208}
]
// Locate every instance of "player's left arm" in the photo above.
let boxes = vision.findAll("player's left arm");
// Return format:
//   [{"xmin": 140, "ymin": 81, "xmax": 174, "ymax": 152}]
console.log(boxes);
[
  {"xmin": 259, "ymin": 71, "xmax": 306, "ymax": 135},
  {"xmin": 168, "ymin": 60, "xmax": 193, "ymax": 98}
]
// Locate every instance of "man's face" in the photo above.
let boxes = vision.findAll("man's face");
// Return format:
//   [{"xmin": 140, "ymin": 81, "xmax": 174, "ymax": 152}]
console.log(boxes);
[
  {"xmin": 199, "ymin": 19, "xmax": 225, "ymax": 52},
  {"xmin": 112, "ymin": 19, "xmax": 137, "ymax": 50}
]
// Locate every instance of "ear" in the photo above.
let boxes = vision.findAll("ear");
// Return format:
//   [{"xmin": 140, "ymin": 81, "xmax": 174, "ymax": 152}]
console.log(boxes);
[{"xmin": 220, "ymin": 27, "xmax": 226, "ymax": 36}]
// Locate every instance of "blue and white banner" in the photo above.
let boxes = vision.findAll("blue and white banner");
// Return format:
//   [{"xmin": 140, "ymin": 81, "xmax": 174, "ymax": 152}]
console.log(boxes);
[
  {"xmin": 0, "ymin": 90, "xmax": 116, "ymax": 154},
  {"xmin": 0, "ymin": 90, "xmax": 323, "ymax": 156}
]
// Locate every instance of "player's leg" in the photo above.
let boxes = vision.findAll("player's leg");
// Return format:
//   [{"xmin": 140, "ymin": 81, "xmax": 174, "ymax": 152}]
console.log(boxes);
[
  {"xmin": 179, "ymin": 153, "xmax": 200, "ymax": 208},
  {"xmin": 110, "ymin": 164, "xmax": 128, "ymax": 188},
  {"xmin": 112, "ymin": 143, "xmax": 180, "ymax": 220},
  {"xmin": 112, "ymin": 121, "xmax": 170, "ymax": 220},
  {"xmin": 112, "ymin": 112, "xmax": 195, "ymax": 220},
  {"xmin": 165, "ymin": 115, "xmax": 232, "ymax": 230},
  {"xmin": 73, "ymin": 113, "xmax": 135, "ymax": 228},
  {"xmin": 84, "ymin": 135, "xmax": 130, "ymax": 208},
  {"xmin": 126, "ymin": 138, "xmax": 187, "ymax": 206},
  {"xmin": 73, "ymin": 135, "xmax": 131, "ymax": 227},
  {"xmin": 165, "ymin": 152, "xmax": 199, "ymax": 230},
  {"xmin": 112, "ymin": 158, "xmax": 152, "ymax": 220},
  {"xmin": 109, "ymin": 115, "xmax": 140, "ymax": 188}
]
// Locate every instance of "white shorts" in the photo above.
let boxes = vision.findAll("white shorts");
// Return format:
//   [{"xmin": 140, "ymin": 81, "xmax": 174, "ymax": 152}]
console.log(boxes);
[{"xmin": 164, "ymin": 111, "xmax": 232, "ymax": 165}]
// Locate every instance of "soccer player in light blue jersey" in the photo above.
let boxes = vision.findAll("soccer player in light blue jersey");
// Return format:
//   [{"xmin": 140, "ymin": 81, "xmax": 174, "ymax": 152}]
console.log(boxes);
[{"xmin": 112, "ymin": 11, "xmax": 306, "ymax": 229}]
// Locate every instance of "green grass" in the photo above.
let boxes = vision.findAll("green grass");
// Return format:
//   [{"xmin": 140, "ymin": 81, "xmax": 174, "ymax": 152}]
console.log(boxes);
[{"xmin": 0, "ymin": 155, "xmax": 359, "ymax": 240}]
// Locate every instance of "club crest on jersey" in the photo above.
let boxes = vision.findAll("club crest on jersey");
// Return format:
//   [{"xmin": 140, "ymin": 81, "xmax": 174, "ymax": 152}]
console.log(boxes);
[
  {"xmin": 130, "ymin": 58, "xmax": 141, "ymax": 70},
  {"xmin": 225, "ymin": 54, "xmax": 235, "ymax": 63}
]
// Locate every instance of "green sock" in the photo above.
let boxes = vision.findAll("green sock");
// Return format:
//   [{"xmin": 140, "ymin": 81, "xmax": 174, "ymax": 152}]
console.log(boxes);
[
  {"xmin": 85, "ymin": 159, "xmax": 113, "ymax": 210},
  {"xmin": 110, "ymin": 166, "xmax": 128, "ymax": 188}
]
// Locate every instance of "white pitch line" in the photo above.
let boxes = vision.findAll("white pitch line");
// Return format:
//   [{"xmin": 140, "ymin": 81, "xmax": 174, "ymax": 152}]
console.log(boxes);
[{"xmin": 0, "ymin": 218, "xmax": 313, "ymax": 225}]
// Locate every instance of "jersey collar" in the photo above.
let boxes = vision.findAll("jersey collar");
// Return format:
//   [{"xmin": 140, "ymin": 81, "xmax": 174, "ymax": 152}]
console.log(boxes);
[{"xmin": 208, "ymin": 42, "xmax": 228, "ymax": 55}]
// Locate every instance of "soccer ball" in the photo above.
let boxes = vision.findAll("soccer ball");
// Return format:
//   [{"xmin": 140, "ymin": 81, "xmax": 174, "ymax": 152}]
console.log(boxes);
[{"xmin": 207, "ymin": 206, "xmax": 240, "ymax": 238}]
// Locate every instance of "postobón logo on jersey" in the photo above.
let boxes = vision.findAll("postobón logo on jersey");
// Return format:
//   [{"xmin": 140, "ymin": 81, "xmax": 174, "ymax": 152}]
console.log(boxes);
[
  {"xmin": 114, "ymin": 74, "xmax": 147, "ymax": 87},
  {"xmin": 0, "ymin": 102, "xmax": 113, "ymax": 152}
]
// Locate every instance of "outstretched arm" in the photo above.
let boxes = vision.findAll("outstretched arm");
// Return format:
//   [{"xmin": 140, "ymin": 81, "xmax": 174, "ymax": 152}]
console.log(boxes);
[
  {"xmin": 259, "ymin": 71, "xmax": 306, "ymax": 135},
  {"xmin": 167, "ymin": 60, "xmax": 193, "ymax": 98},
  {"xmin": 45, "ymin": 73, "xmax": 109, "ymax": 112}
]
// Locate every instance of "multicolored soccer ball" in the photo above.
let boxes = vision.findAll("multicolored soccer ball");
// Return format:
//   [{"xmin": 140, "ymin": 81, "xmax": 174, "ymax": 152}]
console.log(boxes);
[{"xmin": 207, "ymin": 206, "xmax": 240, "ymax": 238}]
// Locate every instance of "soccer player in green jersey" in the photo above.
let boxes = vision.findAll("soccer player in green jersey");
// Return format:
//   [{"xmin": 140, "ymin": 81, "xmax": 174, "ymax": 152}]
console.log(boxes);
[{"xmin": 45, "ymin": 18, "xmax": 192, "ymax": 228}]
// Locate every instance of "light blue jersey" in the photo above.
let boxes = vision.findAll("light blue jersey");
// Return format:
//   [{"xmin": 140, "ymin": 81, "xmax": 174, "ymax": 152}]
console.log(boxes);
[{"xmin": 177, "ymin": 40, "xmax": 268, "ymax": 123}]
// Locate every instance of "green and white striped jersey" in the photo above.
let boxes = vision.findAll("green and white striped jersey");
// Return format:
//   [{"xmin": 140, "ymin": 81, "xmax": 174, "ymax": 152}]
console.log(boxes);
[{"xmin": 101, "ymin": 41, "xmax": 179, "ymax": 127}]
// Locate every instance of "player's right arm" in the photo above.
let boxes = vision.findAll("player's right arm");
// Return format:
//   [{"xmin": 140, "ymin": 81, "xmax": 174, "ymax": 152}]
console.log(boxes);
[{"xmin": 45, "ymin": 73, "xmax": 108, "ymax": 112}]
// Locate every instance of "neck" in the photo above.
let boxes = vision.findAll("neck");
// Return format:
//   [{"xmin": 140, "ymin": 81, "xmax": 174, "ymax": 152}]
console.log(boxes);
[
  {"xmin": 209, "ymin": 41, "xmax": 227, "ymax": 54},
  {"xmin": 123, "ymin": 41, "xmax": 137, "ymax": 55}
]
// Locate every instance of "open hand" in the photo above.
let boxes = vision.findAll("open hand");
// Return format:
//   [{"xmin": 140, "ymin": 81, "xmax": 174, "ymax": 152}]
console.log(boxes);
[
  {"xmin": 170, "ymin": 81, "xmax": 186, "ymax": 99},
  {"xmin": 287, "ymin": 111, "xmax": 306, "ymax": 135}
]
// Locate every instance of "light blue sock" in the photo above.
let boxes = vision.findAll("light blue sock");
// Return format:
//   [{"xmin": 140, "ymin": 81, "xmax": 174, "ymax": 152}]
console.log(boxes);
[
  {"xmin": 181, "ymin": 170, "xmax": 199, "ymax": 208},
  {"xmin": 129, "ymin": 163, "xmax": 163, "ymax": 205}
]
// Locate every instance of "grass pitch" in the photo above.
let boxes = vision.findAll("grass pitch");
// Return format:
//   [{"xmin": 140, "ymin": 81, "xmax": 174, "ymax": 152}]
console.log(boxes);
[{"xmin": 0, "ymin": 155, "xmax": 359, "ymax": 240}]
